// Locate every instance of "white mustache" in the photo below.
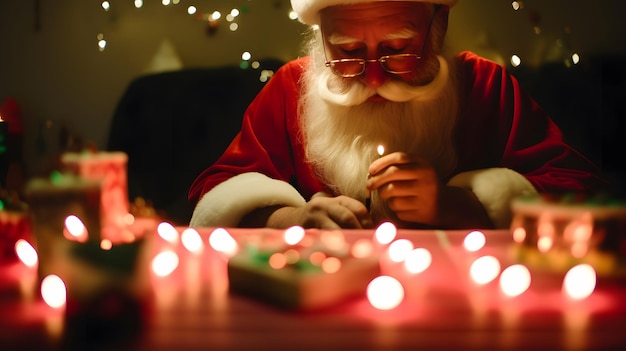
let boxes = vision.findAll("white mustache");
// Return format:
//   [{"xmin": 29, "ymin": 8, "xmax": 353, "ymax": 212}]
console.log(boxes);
[{"xmin": 318, "ymin": 55, "xmax": 449, "ymax": 107}]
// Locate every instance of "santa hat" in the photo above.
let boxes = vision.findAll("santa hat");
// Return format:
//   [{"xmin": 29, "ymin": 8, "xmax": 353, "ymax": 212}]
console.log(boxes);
[{"xmin": 290, "ymin": 0, "xmax": 458, "ymax": 25}]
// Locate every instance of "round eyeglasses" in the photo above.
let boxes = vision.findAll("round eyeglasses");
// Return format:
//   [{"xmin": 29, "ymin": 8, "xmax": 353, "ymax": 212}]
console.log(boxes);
[{"xmin": 325, "ymin": 54, "xmax": 423, "ymax": 78}]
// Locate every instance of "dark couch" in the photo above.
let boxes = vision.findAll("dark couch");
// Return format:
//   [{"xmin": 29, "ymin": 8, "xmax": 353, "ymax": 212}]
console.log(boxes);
[{"xmin": 106, "ymin": 59, "xmax": 285, "ymax": 225}]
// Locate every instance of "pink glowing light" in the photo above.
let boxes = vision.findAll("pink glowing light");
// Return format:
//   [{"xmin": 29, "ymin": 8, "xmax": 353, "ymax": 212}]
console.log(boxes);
[
  {"xmin": 100, "ymin": 239, "xmax": 113, "ymax": 250},
  {"xmin": 15, "ymin": 239, "xmax": 38, "ymax": 267},
  {"xmin": 157, "ymin": 222, "xmax": 179, "ymax": 243},
  {"xmin": 268, "ymin": 253, "xmax": 287, "ymax": 270},
  {"xmin": 512, "ymin": 227, "xmax": 526, "ymax": 243},
  {"xmin": 321, "ymin": 256, "xmax": 342, "ymax": 274},
  {"xmin": 351, "ymin": 239, "xmax": 374, "ymax": 258},
  {"xmin": 320, "ymin": 230, "xmax": 346, "ymax": 251},
  {"xmin": 284, "ymin": 226, "xmax": 306, "ymax": 245},
  {"xmin": 404, "ymin": 248, "xmax": 432, "ymax": 274},
  {"xmin": 41, "ymin": 275, "xmax": 66, "ymax": 309},
  {"xmin": 469, "ymin": 255, "xmax": 501, "ymax": 285},
  {"xmin": 563, "ymin": 264, "xmax": 596, "ymax": 300},
  {"xmin": 374, "ymin": 222, "xmax": 397, "ymax": 245},
  {"xmin": 499, "ymin": 264, "xmax": 531, "ymax": 297},
  {"xmin": 151, "ymin": 250, "xmax": 179, "ymax": 277},
  {"xmin": 463, "ymin": 230, "xmax": 486, "ymax": 252},
  {"xmin": 208, "ymin": 228, "xmax": 238, "ymax": 257},
  {"xmin": 367, "ymin": 275, "xmax": 404, "ymax": 310},
  {"xmin": 181, "ymin": 228, "xmax": 204, "ymax": 254},
  {"xmin": 64, "ymin": 215, "xmax": 88, "ymax": 242},
  {"xmin": 388, "ymin": 239, "xmax": 414, "ymax": 263}
]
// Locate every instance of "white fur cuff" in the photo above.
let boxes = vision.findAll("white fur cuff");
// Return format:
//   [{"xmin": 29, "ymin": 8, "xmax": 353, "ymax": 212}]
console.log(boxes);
[
  {"xmin": 189, "ymin": 172, "xmax": 306, "ymax": 228},
  {"xmin": 447, "ymin": 168, "xmax": 538, "ymax": 228}
]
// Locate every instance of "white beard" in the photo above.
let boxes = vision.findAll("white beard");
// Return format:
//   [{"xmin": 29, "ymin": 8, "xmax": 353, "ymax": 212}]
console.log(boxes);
[{"xmin": 300, "ymin": 54, "xmax": 460, "ymax": 221}]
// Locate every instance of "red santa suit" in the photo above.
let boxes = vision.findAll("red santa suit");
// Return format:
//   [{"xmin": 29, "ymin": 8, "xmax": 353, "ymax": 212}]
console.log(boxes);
[{"xmin": 188, "ymin": 51, "xmax": 606, "ymax": 228}]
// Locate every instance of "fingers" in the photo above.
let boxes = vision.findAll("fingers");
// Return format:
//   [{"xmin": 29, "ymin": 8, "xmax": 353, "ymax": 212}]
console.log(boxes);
[{"xmin": 305, "ymin": 195, "xmax": 373, "ymax": 229}]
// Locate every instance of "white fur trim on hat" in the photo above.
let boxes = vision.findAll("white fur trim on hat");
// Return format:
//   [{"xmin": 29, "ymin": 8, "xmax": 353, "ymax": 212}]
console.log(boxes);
[
  {"xmin": 189, "ymin": 172, "xmax": 306, "ymax": 228},
  {"xmin": 290, "ymin": 0, "xmax": 458, "ymax": 25},
  {"xmin": 447, "ymin": 168, "xmax": 538, "ymax": 229}
]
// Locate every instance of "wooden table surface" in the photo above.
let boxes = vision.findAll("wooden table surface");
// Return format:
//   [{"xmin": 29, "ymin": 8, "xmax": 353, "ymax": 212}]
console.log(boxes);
[{"xmin": 1, "ymin": 227, "xmax": 625, "ymax": 351}]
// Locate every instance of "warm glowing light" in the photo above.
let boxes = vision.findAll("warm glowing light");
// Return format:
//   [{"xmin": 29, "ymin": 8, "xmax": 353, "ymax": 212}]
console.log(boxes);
[
  {"xmin": 64, "ymin": 215, "xmax": 87, "ymax": 242},
  {"xmin": 210, "ymin": 11, "xmax": 222, "ymax": 21},
  {"xmin": 288, "ymin": 11, "xmax": 299, "ymax": 20},
  {"xmin": 469, "ymin": 255, "xmax": 501, "ymax": 285},
  {"xmin": 511, "ymin": 1, "xmax": 524, "ymax": 10},
  {"xmin": 309, "ymin": 251, "xmax": 326, "ymax": 265},
  {"xmin": 512, "ymin": 227, "xmax": 526, "ymax": 243},
  {"xmin": 208, "ymin": 228, "xmax": 238, "ymax": 257},
  {"xmin": 374, "ymin": 222, "xmax": 397, "ymax": 245},
  {"xmin": 134, "ymin": 0, "xmax": 143, "ymax": 8},
  {"xmin": 98, "ymin": 39, "xmax": 107, "ymax": 52},
  {"xmin": 404, "ymin": 248, "xmax": 432, "ymax": 274},
  {"xmin": 251, "ymin": 61, "xmax": 261, "ymax": 69},
  {"xmin": 230, "ymin": 8, "xmax": 240, "ymax": 17},
  {"xmin": 162, "ymin": 0, "xmax": 171, "ymax": 6},
  {"xmin": 351, "ymin": 239, "xmax": 374, "ymax": 258},
  {"xmin": 269, "ymin": 253, "xmax": 287, "ymax": 269},
  {"xmin": 320, "ymin": 230, "xmax": 346, "ymax": 251},
  {"xmin": 377, "ymin": 145, "xmax": 385, "ymax": 156},
  {"xmin": 321, "ymin": 256, "xmax": 342, "ymax": 273},
  {"xmin": 151, "ymin": 250, "xmax": 179, "ymax": 277},
  {"xmin": 563, "ymin": 264, "xmax": 596, "ymax": 300},
  {"xmin": 537, "ymin": 236, "xmax": 553, "ymax": 253},
  {"xmin": 100, "ymin": 239, "xmax": 113, "ymax": 250},
  {"xmin": 572, "ymin": 53, "xmax": 580, "ymax": 65},
  {"xmin": 463, "ymin": 230, "xmax": 486, "ymax": 252},
  {"xmin": 122, "ymin": 213, "xmax": 135, "ymax": 225},
  {"xmin": 101, "ymin": 1, "xmax": 110, "ymax": 11},
  {"xmin": 388, "ymin": 239, "xmax": 414, "ymax": 262},
  {"xmin": 181, "ymin": 228, "xmax": 204, "ymax": 254},
  {"xmin": 499, "ymin": 264, "xmax": 531, "ymax": 297},
  {"xmin": 15, "ymin": 239, "xmax": 38, "ymax": 267},
  {"xmin": 187, "ymin": 6, "xmax": 197, "ymax": 15},
  {"xmin": 260, "ymin": 70, "xmax": 274, "ymax": 82},
  {"xmin": 284, "ymin": 226, "xmax": 305, "ymax": 245},
  {"xmin": 367, "ymin": 276, "xmax": 404, "ymax": 310},
  {"xmin": 511, "ymin": 54, "xmax": 521, "ymax": 67},
  {"xmin": 157, "ymin": 222, "xmax": 179, "ymax": 243},
  {"xmin": 41, "ymin": 275, "xmax": 66, "ymax": 309},
  {"xmin": 284, "ymin": 249, "xmax": 300, "ymax": 264},
  {"xmin": 229, "ymin": 23, "xmax": 239, "ymax": 31},
  {"xmin": 241, "ymin": 51, "xmax": 252, "ymax": 61}
]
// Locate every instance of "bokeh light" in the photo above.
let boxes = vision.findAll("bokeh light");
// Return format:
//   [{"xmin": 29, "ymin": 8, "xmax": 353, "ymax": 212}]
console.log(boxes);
[
  {"xmin": 499, "ymin": 264, "xmax": 531, "ymax": 297},
  {"xmin": 404, "ymin": 248, "xmax": 432, "ymax": 274},
  {"xmin": 41, "ymin": 275, "xmax": 67, "ymax": 309},
  {"xmin": 563, "ymin": 264, "xmax": 596, "ymax": 300},
  {"xmin": 367, "ymin": 276, "xmax": 404, "ymax": 310},
  {"xmin": 469, "ymin": 255, "xmax": 501, "ymax": 285}
]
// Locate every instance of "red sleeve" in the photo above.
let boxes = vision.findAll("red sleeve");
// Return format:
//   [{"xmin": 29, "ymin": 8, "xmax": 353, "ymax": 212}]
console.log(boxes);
[
  {"xmin": 453, "ymin": 51, "xmax": 607, "ymax": 193},
  {"xmin": 188, "ymin": 58, "xmax": 323, "ymax": 204}
]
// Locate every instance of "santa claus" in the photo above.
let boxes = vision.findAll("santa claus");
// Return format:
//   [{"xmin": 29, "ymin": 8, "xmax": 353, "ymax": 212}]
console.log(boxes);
[{"xmin": 188, "ymin": 0, "xmax": 605, "ymax": 229}]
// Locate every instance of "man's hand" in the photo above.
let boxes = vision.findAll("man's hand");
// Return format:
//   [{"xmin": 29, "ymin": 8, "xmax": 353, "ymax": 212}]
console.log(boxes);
[
  {"xmin": 367, "ymin": 152, "xmax": 493, "ymax": 229},
  {"xmin": 241, "ymin": 192, "xmax": 374, "ymax": 229}
]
